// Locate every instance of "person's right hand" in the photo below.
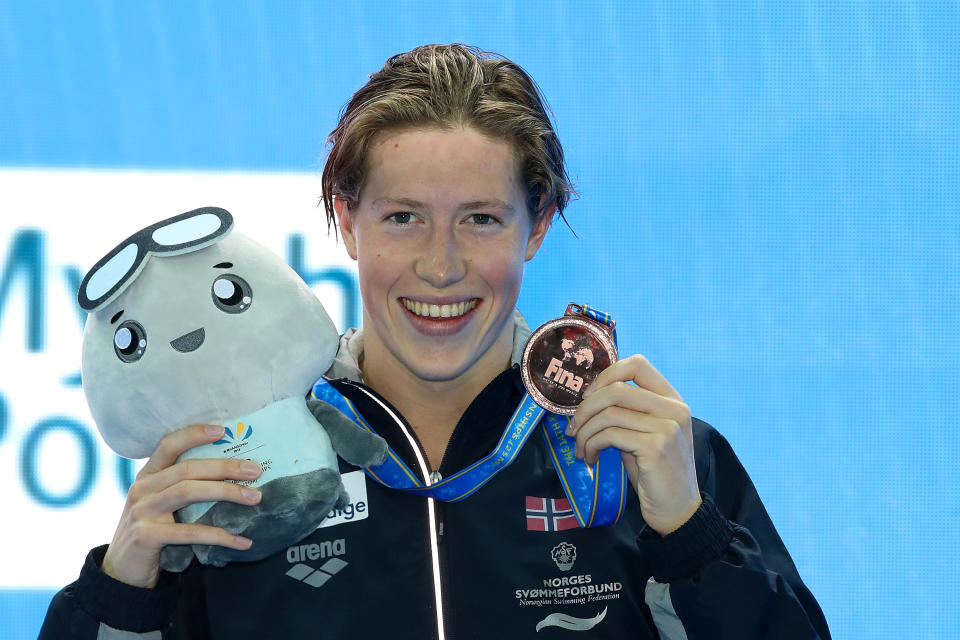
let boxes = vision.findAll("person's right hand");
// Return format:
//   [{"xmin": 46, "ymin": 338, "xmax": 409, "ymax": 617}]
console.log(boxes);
[{"xmin": 101, "ymin": 424, "xmax": 263, "ymax": 588}]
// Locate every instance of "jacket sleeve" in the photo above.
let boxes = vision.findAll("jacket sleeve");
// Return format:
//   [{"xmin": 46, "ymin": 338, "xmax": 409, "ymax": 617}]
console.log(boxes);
[
  {"xmin": 38, "ymin": 545, "xmax": 207, "ymax": 640},
  {"xmin": 637, "ymin": 421, "xmax": 831, "ymax": 640}
]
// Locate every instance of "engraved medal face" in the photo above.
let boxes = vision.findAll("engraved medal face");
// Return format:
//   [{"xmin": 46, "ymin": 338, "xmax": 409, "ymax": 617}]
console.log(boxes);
[{"xmin": 521, "ymin": 316, "xmax": 618, "ymax": 415}]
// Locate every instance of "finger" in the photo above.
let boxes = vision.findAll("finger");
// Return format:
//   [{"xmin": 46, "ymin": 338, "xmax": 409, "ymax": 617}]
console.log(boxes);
[
  {"xmin": 140, "ymin": 479, "xmax": 262, "ymax": 517},
  {"xmin": 131, "ymin": 457, "xmax": 262, "ymax": 502},
  {"xmin": 137, "ymin": 522, "xmax": 253, "ymax": 551},
  {"xmin": 579, "ymin": 425, "xmax": 652, "ymax": 467},
  {"xmin": 584, "ymin": 354, "xmax": 680, "ymax": 400},
  {"xmin": 139, "ymin": 424, "xmax": 226, "ymax": 477},
  {"xmin": 573, "ymin": 407, "xmax": 678, "ymax": 459},
  {"xmin": 571, "ymin": 381, "xmax": 689, "ymax": 434}
]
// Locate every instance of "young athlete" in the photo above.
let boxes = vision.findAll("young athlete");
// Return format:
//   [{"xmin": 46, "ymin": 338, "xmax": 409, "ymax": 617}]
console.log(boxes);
[{"xmin": 41, "ymin": 44, "xmax": 830, "ymax": 639}]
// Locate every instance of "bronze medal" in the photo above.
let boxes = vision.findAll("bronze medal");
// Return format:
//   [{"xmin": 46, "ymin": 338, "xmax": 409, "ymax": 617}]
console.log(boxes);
[{"xmin": 521, "ymin": 304, "xmax": 618, "ymax": 415}]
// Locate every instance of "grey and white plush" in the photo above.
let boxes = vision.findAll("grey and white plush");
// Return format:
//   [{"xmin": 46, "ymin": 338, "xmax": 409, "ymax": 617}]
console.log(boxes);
[{"xmin": 79, "ymin": 209, "xmax": 386, "ymax": 571}]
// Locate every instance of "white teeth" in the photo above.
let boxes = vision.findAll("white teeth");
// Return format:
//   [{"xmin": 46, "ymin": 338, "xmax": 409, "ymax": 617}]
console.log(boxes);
[{"xmin": 402, "ymin": 298, "xmax": 477, "ymax": 319}]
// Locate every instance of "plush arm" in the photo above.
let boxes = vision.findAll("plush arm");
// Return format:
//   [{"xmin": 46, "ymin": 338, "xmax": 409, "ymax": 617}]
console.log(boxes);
[{"xmin": 306, "ymin": 398, "xmax": 387, "ymax": 468}]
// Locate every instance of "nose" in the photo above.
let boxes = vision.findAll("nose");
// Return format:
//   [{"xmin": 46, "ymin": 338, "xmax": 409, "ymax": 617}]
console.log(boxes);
[{"xmin": 414, "ymin": 225, "xmax": 466, "ymax": 288}]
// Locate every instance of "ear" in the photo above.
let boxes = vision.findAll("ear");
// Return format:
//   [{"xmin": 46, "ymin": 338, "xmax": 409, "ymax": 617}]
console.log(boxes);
[
  {"xmin": 524, "ymin": 201, "xmax": 555, "ymax": 262},
  {"xmin": 334, "ymin": 197, "xmax": 358, "ymax": 260}
]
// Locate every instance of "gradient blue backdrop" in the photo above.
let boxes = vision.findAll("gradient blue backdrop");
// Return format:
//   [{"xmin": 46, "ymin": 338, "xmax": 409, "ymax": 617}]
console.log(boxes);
[{"xmin": 2, "ymin": 2, "xmax": 958, "ymax": 639}]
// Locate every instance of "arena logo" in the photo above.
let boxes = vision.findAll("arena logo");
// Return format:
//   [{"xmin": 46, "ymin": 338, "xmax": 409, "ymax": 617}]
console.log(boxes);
[
  {"xmin": 285, "ymin": 538, "xmax": 348, "ymax": 589},
  {"xmin": 285, "ymin": 538, "xmax": 346, "ymax": 564}
]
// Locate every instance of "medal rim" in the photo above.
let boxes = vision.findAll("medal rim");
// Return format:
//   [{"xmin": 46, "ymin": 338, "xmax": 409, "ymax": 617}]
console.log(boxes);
[{"xmin": 521, "ymin": 316, "xmax": 619, "ymax": 415}]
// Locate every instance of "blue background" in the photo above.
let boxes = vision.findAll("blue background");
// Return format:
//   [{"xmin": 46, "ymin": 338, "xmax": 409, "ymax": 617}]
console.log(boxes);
[{"xmin": 2, "ymin": 2, "xmax": 958, "ymax": 638}]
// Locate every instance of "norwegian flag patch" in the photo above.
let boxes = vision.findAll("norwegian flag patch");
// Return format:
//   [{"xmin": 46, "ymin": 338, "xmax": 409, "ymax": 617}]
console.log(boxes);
[{"xmin": 525, "ymin": 496, "xmax": 579, "ymax": 531}]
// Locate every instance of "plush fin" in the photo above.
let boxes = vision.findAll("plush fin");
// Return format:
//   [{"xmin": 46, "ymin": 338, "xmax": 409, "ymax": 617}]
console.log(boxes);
[
  {"xmin": 307, "ymin": 398, "xmax": 388, "ymax": 468},
  {"xmin": 159, "ymin": 544, "xmax": 195, "ymax": 573}
]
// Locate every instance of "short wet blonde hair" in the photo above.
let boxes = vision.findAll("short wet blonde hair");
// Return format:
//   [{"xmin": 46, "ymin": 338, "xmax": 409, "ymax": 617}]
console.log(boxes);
[{"xmin": 321, "ymin": 43, "xmax": 575, "ymax": 230}]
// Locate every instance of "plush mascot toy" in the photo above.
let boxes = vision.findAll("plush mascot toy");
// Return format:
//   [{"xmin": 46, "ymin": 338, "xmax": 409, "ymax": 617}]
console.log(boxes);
[{"xmin": 77, "ymin": 206, "xmax": 386, "ymax": 571}]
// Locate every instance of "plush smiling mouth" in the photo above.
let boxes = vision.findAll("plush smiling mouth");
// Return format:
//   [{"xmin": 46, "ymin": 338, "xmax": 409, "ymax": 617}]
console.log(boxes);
[
  {"xmin": 170, "ymin": 327, "xmax": 205, "ymax": 353},
  {"xmin": 401, "ymin": 298, "xmax": 479, "ymax": 319}
]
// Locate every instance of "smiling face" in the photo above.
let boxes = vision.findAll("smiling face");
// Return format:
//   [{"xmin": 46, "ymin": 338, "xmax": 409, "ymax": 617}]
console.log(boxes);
[{"xmin": 337, "ymin": 126, "xmax": 550, "ymax": 387}]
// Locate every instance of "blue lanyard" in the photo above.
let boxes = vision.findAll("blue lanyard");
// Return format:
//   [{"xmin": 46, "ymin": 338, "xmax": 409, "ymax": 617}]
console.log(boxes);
[
  {"xmin": 311, "ymin": 305, "xmax": 628, "ymax": 527},
  {"xmin": 539, "ymin": 413, "xmax": 628, "ymax": 527},
  {"xmin": 312, "ymin": 379, "xmax": 545, "ymax": 501}
]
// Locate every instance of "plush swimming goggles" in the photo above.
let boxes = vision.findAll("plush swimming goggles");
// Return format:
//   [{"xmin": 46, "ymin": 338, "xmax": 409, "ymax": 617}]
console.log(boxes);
[{"xmin": 78, "ymin": 207, "xmax": 234, "ymax": 312}]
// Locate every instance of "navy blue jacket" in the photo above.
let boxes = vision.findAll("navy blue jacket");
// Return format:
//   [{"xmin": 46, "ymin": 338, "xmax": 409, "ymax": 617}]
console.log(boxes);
[{"xmin": 41, "ymin": 365, "xmax": 830, "ymax": 639}]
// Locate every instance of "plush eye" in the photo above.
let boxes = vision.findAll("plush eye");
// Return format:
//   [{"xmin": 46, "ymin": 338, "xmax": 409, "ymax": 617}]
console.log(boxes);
[
  {"xmin": 211, "ymin": 274, "xmax": 253, "ymax": 313},
  {"xmin": 114, "ymin": 321, "xmax": 147, "ymax": 363}
]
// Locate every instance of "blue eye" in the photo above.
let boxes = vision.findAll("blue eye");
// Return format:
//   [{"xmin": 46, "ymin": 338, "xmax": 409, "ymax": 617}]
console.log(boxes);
[
  {"xmin": 388, "ymin": 212, "xmax": 414, "ymax": 225},
  {"xmin": 470, "ymin": 214, "xmax": 494, "ymax": 225}
]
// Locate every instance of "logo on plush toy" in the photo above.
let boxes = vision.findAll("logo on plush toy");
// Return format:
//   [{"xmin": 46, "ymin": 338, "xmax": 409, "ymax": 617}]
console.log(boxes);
[{"xmin": 214, "ymin": 422, "xmax": 254, "ymax": 445}]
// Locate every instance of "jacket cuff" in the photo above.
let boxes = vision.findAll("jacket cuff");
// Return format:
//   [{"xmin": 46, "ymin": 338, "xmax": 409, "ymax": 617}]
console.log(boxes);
[
  {"xmin": 636, "ymin": 493, "xmax": 735, "ymax": 583},
  {"xmin": 74, "ymin": 545, "xmax": 180, "ymax": 633}
]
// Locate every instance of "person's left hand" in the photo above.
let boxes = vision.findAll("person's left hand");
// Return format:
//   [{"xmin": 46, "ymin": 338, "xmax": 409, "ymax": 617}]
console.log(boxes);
[{"xmin": 567, "ymin": 354, "xmax": 702, "ymax": 535}]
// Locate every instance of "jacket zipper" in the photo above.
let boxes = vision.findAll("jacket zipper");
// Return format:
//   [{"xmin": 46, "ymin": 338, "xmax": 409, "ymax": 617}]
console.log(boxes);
[{"xmin": 345, "ymin": 382, "xmax": 448, "ymax": 640}]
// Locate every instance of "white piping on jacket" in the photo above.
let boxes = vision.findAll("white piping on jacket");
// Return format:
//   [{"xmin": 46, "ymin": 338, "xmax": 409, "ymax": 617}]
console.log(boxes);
[
  {"xmin": 351, "ymin": 384, "xmax": 447, "ymax": 640},
  {"xmin": 645, "ymin": 578, "xmax": 689, "ymax": 639}
]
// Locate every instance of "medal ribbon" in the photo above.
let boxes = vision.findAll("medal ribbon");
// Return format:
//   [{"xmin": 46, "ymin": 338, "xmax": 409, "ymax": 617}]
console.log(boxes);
[
  {"xmin": 311, "ymin": 378, "xmax": 545, "ymax": 501},
  {"xmin": 310, "ymin": 304, "xmax": 628, "ymax": 527},
  {"xmin": 581, "ymin": 303, "xmax": 618, "ymax": 345},
  {"xmin": 538, "ymin": 305, "xmax": 628, "ymax": 527}
]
